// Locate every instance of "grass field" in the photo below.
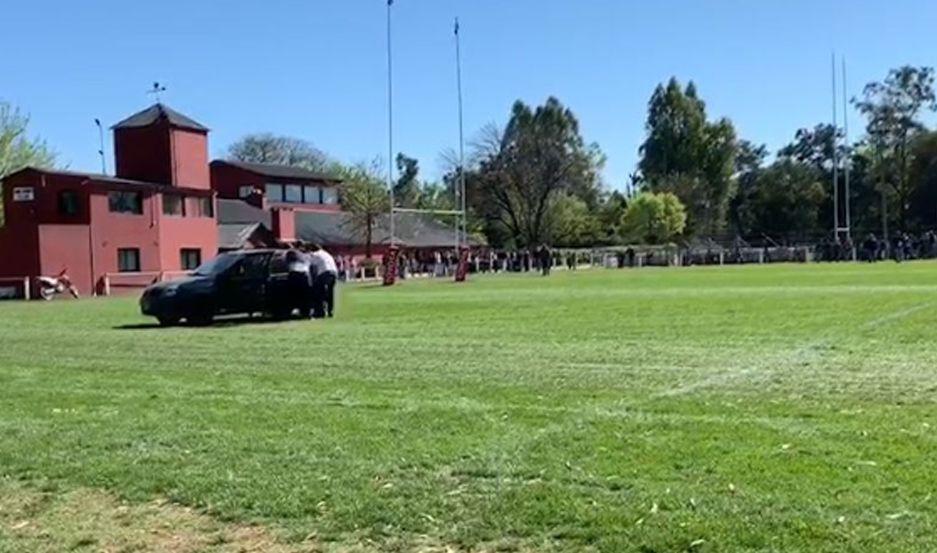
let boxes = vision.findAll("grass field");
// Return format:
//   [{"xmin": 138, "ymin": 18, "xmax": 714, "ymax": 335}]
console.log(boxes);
[{"xmin": 1, "ymin": 263, "xmax": 937, "ymax": 552}]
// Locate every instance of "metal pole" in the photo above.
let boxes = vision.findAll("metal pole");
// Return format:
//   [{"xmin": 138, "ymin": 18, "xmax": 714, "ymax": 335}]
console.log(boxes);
[
  {"xmin": 831, "ymin": 52, "xmax": 839, "ymax": 240},
  {"xmin": 455, "ymin": 17, "xmax": 467, "ymax": 248},
  {"xmin": 842, "ymin": 57, "xmax": 851, "ymax": 241},
  {"xmin": 95, "ymin": 119, "xmax": 107, "ymax": 175},
  {"xmin": 387, "ymin": 0, "xmax": 395, "ymax": 245}
]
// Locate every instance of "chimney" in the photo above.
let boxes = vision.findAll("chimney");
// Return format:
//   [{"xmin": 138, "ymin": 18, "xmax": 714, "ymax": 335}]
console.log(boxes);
[{"xmin": 271, "ymin": 208, "xmax": 295, "ymax": 242}]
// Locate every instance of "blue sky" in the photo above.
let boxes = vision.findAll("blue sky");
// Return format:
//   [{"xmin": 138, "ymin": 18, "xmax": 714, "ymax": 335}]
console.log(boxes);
[{"xmin": 2, "ymin": 0, "xmax": 936, "ymax": 189}]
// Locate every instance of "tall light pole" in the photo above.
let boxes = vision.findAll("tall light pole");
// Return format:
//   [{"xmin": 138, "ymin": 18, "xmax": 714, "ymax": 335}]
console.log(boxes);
[
  {"xmin": 94, "ymin": 118, "xmax": 107, "ymax": 175},
  {"xmin": 455, "ymin": 17, "xmax": 467, "ymax": 248},
  {"xmin": 387, "ymin": 0, "xmax": 396, "ymax": 245}
]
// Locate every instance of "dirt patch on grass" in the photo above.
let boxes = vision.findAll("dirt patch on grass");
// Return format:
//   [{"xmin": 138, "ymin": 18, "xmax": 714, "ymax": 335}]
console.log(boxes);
[
  {"xmin": 0, "ymin": 479, "xmax": 531, "ymax": 553},
  {"xmin": 0, "ymin": 479, "xmax": 313, "ymax": 552}
]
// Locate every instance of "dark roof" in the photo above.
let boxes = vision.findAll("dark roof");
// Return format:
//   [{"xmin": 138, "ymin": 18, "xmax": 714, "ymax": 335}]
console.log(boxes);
[
  {"xmin": 296, "ymin": 210, "xmax": 484, "ymax": 249},
  {"xmin": 212, "ymin": 160, "xmax": 341, "ymax": 182},
  {"xmin": 218, "ymin": 223, "xmax": 277, "ymax": 250},
  {"xmin": 216, "ymin": 198, "xmax": 484, "ymax": 249},
  {"xmin": 112, "ymin": 103, "xmax": 208, "ymax": 132},
  {"xmin": 1, "ymin": 166, "xmax": 209, "ymax": 194},
  {"xmin": 217, "ymin": 199, "xmax": 272, "ymax": 226}
]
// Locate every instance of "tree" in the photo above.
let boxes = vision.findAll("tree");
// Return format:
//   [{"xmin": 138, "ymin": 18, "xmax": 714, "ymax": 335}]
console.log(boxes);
[
  {"xmin": 227, "ymin": 133, "xmax": 330, "ymax": 172},
  {"xmin": 854, "ymin": 66, "xmax": 937, "ymax": 230},
  {"xmin": 393, "ymin": 153, "xmax": 421, "ymax": 208},
  {"xmin": 0, "ymin": 102, "xmax": 57, "ymax": 225},
  {"xmin": 620, "ymin": 191, "xmax": 687, "ymax": 245},
  {"xmin": 472, "ymin": 97, "xmax": 604, "ymax": 247},
  {"xmin": 638, "ymin": 78, "xmax": 737, "ymax": 236},
  {"xmin": 549, "ymin": 194, "xmax": 602, "ymax": 247},
  {"xmin": 908, "ymin": 130, "xmax": 937, "ymax": 229},
  {"xmin": 335, "ymin": 160, "xmax": 389, "ymax": 259},
  {"xmin": 734, "ymin": 160, "xmax": 826, "ymax": 240},
  {"xmin": 729, "ymin": 140, "xmax": 768, "ymax": 236}
]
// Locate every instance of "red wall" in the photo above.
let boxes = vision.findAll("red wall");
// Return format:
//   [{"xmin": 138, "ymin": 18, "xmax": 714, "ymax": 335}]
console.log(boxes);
[
  {"xmin": 158, "ymin": 195, "xmax": 218, "ymax": 271},
  {"xmin": 38, "ymin": 225, "xmax": 93, "ymax": 294},
  {"xmin": 209, "ymin": 162, "xmax": 342, "ymax": 213},
  {"xmin": 115, "ymin": 125, "xmax": 172, "ymax": 184},
  {"xmin": 171, "ymin": 129, "xmax": 210, "ymax": 189}
]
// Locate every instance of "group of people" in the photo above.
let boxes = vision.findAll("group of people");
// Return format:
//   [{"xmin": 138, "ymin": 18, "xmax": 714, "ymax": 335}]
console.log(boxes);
[
  {"xmin": 857, "ymin": 231, "xmax": 937, "ymax": 263},
  {"xmin": 385, "ymin": 246, "xmax": 575, "ymax": 280},
  {"xmin": 285, "ymin": 244, "xmax": 338, "ymax": 319}
]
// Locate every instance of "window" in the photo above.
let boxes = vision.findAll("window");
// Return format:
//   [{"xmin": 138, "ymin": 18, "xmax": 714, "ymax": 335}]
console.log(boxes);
[
  {"xmin": 233, "ymin": 253, "xmax": 271, "ymax": 279},
  {"xmin": 117, "ymin": 248, "xmax": 141, "ymax": 272},
  {"xmin": 304, "ymin": 185, "xmax": 321, "ymax": 204},
  {"xmin": 163, "ymin": 194, "xmax": 184, "ymax": 216},
  {"xmin": 321, "ymin": 187, "xmax": 338, "ymax": 205},
  {"xmin": 180, "ymin": 249, "xmax": 202, "ymax": 271},
  {"xmin": 58, "ymin": 190, "xmax": 79, "ymax": 216},
  {"xmin": 108, "ymin": 191, "xmax": 143, "ymax": 214},
  {"xmin": 188, "ymin": 197, "xmax": 213, "ymax": 218},
  {"xmin": 238, "ymin": 186, "xmax": 254, "ymax": 199},
  {"xmin": 265, "ymin": 184, "xmax": 283, "ymax": 202},
  {"xmin": 284, "ymin": 184, "xmax": 302, "ymax": 203}
]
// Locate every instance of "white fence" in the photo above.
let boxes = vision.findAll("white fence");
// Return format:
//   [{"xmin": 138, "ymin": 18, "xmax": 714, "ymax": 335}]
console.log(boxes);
[{"xmin": 102, "ymin": 270, "xmax": 193, "ymax": 296}]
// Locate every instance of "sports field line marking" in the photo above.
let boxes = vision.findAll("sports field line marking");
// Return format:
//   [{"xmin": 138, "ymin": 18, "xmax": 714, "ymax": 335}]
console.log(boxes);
[
  {"xmin": 862, "ymin": 301, "xmax": 933, "ymax": 330},
  {"xmin": 651, "ymin": 300, "xmax": 933, "ymax": 399}
]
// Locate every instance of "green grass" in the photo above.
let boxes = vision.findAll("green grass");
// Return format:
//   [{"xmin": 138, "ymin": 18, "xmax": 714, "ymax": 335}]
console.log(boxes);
[{"xmin": 2, "ymin": 263, "xmax": 937, "ymax": 552}]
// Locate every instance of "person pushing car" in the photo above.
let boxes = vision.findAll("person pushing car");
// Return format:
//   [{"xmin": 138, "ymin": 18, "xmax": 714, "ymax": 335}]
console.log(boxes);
[{"xmin": 309, "ymin": 244, "xmax": 338, "ymax": 319}]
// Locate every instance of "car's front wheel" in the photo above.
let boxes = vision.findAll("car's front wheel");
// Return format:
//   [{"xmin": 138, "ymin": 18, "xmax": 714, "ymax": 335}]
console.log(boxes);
[{"xmin": 157, "ymin": 315, "xmax": 180, "ymax": 327}]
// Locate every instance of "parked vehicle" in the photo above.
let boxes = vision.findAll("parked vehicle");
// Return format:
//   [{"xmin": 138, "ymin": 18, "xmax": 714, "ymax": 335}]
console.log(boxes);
[
  {"xmin": 140, "ymin": 249, "xmax": 298, "ymax": 326},
  {"xmin": 36, "ymin": 270, "xmax": 80, "ymax": 301}
]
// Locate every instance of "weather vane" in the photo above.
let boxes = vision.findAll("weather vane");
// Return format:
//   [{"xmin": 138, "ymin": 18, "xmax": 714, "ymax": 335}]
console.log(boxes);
[{"xmin": 147, "ymin": 82, "xmax": 167, "ymax": 102}]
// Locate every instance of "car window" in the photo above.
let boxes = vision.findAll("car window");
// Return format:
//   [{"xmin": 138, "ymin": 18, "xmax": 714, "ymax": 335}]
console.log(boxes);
[
  {"xmin": 269, "ymin": 251, "xmax": 289, "ymax": 275},
  {"xmin": 193, "ymin": 253, "xmax": 239, "ymax": 276},
  {"xmin": 234, "ymin": 253, "xmax": 271, "ymax": 279}
]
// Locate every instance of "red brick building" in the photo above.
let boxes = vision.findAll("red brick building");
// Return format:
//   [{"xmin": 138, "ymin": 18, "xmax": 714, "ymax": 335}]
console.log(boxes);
[{"xmin": 0, "ymin": 104, "xmax": 217, "ymax": 296}]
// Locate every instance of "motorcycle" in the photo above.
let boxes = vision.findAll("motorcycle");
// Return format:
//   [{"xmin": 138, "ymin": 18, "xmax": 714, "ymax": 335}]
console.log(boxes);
[{"xmin": 36, "ymin": 270, "xmax": 80, "ymax": 301}]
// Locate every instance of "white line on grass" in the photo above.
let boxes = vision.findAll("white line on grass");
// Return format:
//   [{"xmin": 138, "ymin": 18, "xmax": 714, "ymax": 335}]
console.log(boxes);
[{"xmin": 652, "ymin": 300, "xmax": 934, "ymax": 399}]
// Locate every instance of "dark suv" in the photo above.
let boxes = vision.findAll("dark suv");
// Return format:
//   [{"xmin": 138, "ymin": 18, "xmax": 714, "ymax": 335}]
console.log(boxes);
[{"xmin": 140, "ymin": 249, "xmax": 299, "ymax": 326}]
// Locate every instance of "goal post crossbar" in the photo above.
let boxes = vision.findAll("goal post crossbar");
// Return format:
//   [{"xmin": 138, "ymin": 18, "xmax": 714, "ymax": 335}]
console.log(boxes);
[{"xmin": 392, "ymin": 207, "xmax": 465, "ymax": 216}]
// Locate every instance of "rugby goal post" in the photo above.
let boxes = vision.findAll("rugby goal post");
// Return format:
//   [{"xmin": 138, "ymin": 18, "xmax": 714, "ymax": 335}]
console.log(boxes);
[{"xmin": 385, "ymin": 206, "xmax": 468, "ymax": 285}]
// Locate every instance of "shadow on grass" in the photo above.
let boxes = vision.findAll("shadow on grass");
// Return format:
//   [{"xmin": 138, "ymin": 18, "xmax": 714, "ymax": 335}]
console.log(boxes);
[{"xmin": 114, "ymin": 315, "xmax": 321, "ymax": 331}]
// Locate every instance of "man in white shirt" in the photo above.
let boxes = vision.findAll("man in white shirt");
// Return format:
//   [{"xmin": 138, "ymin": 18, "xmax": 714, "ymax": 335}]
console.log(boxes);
[{"xmin": 309, "ymin": 244, "xmax": 338, "ymax": 318}]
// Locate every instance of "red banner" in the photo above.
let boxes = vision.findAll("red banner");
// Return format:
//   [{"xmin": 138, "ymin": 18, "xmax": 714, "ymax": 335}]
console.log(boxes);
[
  {"xmin": 382, "ymin": 245, "xmax": 400, "ymax": 286},
  {"xmin": 455, "ymin": 246, "xmax": 470, "ymax": 282}
]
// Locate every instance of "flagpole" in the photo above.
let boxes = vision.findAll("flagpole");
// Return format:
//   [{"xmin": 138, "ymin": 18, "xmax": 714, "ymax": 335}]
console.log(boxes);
[
  {"xmin": 387, "ymin": 0, "xmax": 396, "ymax": 245},
  {"xmin": 455, "ymin": 17, "xmax": 467, "ymax": 248}
]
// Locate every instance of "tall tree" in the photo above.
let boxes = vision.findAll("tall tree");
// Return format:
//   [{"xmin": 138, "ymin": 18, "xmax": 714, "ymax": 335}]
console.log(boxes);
[
  {"xmin": 472, "ymin": 97, "xmax": 604, "ymax": 247},
  {"xmin": 854, "ymin": 66, "xmax": 937, "ymax": 230},
  {"xmin": 734, "ymin": 160, "xmax": 826, "ymax": 240},
  {"xmin": 335, "ymin": 160, "xmax": 389, "ymax": 259},
  {"xmin": 638, "ymin": 78, "xmax": 737, "ymax": 236},
  {"xmin": 729, "ymin": 140, "xmax": 768, "ymax": 237},
  {"xmin": 227, "ymin": 133, "xmax": 331, "ymax": 172},
  {"xmin": 0, "ymin": 102, "xmax": 57, "ymax": 225},
  {"xmin": 393, "ymin": 153, "xmax": 421, "ymax": 208}
]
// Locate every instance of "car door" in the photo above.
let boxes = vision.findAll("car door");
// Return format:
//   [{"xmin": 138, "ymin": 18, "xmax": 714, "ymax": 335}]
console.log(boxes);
[{"xmin": 219, "ymin": 252, "xmax": 271, "ymax": 314}]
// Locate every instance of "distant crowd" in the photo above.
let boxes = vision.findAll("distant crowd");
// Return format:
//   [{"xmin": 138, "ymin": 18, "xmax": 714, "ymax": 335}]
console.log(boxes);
[{"xmin": 817, "ymin": 231, "xmax": 937, "ymax": 262}]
